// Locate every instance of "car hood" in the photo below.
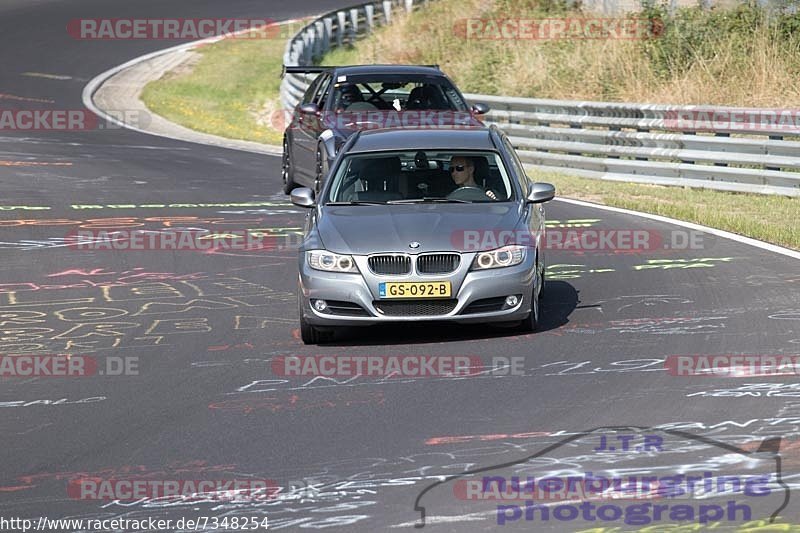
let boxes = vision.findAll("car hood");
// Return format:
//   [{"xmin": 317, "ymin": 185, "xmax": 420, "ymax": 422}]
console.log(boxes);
[{"xmin": 317, "ymin": 203, "xmax": 523, "ymax": 255}]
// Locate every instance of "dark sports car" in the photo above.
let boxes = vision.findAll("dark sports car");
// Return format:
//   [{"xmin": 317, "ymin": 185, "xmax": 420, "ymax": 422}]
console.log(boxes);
[{"xmin": 281, "ymin": 64, "xmax": 489, "ymax": 194}]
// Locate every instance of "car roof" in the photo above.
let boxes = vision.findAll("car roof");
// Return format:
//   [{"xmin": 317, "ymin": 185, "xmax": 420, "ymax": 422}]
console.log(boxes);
[
  {"xmin": 332, "ymin": 64, "xmax": 444, "ymax": 77},
  {"xmin": 348, "ymin": 127, "xmax": 498, "ymax": 153}
]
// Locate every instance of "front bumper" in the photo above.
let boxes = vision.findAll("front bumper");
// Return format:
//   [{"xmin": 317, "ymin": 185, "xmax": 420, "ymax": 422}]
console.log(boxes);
[{"xmin": 298, "ymin": 251, "xmax": 536, "ymax": 326}]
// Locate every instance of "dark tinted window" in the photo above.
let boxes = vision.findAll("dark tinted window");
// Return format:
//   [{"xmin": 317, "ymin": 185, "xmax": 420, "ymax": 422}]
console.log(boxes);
[
  {"xmin": 301, "ymin": 75, "xmax": 321, "ymax": 105},
  {"xmin": 325, "ymin": 150, "xmax": 514, "ymax": 204},
  {"xmin": 329, "ymin": 75, "xmax": 468, "ymax": 112},
  {"xmin": 502, "ymin": 136, "xmax": 529, "ymax": 192},
  {"xmin": 313, "ymin": 74, "xmax": 332, "ymax": 108}
]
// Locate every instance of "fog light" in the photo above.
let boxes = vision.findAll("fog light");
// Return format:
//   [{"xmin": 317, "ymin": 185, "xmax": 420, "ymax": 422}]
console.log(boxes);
[
  {"xmin": 313, "ymin": 299, "xmax": 327, "ymax": 312},
  {"xmin": 505, "ymin": 295, "xmax": 519, "ymax": 307}
]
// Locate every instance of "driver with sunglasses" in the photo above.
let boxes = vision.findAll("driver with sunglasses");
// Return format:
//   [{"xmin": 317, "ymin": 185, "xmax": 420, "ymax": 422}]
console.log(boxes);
[{"xmin": 448, "ymin": 156, "xmax": 498, "ymax": 200}]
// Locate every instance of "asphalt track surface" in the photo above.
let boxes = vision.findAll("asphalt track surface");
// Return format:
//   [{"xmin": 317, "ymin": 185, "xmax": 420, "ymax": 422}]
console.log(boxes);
[{"xmin": 0, "ymin": 1, "xmax": 799, "ymax": 532}]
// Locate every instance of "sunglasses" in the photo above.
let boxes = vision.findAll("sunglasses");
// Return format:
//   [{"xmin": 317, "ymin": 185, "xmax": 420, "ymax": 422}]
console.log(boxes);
[{"xmin": 450, "ymin": 165, "xmax": 466, "ymax": 172}]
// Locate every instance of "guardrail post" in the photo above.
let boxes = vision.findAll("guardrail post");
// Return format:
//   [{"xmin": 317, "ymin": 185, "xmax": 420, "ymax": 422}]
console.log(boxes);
[
  {"xmin": 767, "ymin": 135, "xmax": 784, "ymax": 170},
  {"xmin": 302, "ymin": 28, "xmax": 314, "ymax": 64},
  {"xmin": 336, "ymin": 11, "xmax": 346, "ymax": 47},
  {"xmin": 292, "ymin": 40, "xmax": 303, "ymax": 65},
  {"xmin": 365, "ymin": 4, "xmax": 375, "ymax": 33},
  {"xmin": 323, "ymin": 17, "xmax": 333, "ymax": 50},
  {"xmin": 349, "ymin": 8, "xmax": 359, "ymax": 43},
  {"xmin": 312, "ymin": 21, "xmax": 325, "ymax": 61},
  {"xmin": 383, "ymin": 1, "xmax": 393, "ymax": 24}
]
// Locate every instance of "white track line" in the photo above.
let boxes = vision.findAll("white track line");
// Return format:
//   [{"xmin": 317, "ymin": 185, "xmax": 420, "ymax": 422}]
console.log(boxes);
[
  {"xmin": 555, "ymin": 197, "xmax": 800, "ymax": 260},
  {"xmin": 81, "ymin": 18, "xmax": 306, "ymax": 155}
]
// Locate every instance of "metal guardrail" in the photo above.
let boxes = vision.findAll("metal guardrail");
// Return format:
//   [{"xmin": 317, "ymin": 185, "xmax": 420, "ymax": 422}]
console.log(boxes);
[
  {"xmin": 280, "ymin": 0, "xmax": 419, "ymax": 113},
  {"xmin": 280, "ymin": 1, "xmax": 800, "ymax": 197},
  {"xmin": 470, "ymin": 95, "xmax": 800, "ymax": 196}
]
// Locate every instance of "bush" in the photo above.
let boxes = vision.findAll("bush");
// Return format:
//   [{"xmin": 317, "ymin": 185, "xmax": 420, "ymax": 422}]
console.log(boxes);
[
  {"xmin": 639, "ymin": 2, "xmax": 784, "ymax": 80},
  {"xmin": 324, "ymin": 0, "xmax": 800, "ymax": 105}
]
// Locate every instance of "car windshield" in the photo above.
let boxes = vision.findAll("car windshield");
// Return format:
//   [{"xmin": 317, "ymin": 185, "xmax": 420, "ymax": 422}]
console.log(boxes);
[
  {"xmin": 324, "ymin": 150, "xmax": 515, "ymax": 204},
  {"xmin": 331, "ymin": 75, "xmax": 468, "ymax": 112}
]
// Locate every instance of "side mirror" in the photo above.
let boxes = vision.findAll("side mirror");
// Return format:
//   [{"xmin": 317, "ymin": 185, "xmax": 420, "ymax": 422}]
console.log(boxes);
[
  {"xmin": 298, "ymin": 103, "xmax": 320, "ymax": 115},
  {"xmin": 290, "ymin": 187, "xmax": 315, "ymax": 208},
  {"xmin": 471, "ymin": 102, "xmax": 490, "ymax": 115},
  {"xmin": 526, "ymin": 182, "xmax": 555, "ymax": 204}
]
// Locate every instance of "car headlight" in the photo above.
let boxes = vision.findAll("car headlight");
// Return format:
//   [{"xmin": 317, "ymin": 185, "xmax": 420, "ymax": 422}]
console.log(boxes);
[
  {"xmin": 471, "ymin": 245, "xmax": 526, "ymax": 270},
  {"xmin": 307, "ymin": 250, "xmax": 358, "ymax": 273}
]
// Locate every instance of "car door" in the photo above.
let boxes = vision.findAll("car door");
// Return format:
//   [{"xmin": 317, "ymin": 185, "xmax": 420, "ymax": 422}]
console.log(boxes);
[
  {"xmin": 295, "ymin": 73, "xmax": 332, "ymax": 184},
  {"xmin": 502, "ymin": 135, "xmax": 546, "ymax": 259},
  {"xmin": 288, "ymin": 75, "xmax": 321, "ymax": 186}
]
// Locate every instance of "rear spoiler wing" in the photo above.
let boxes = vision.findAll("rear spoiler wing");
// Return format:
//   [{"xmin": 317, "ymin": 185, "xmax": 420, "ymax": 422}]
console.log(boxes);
[
  {"xmin": 281, "ymin": 66, "xmax": 331, "ymax": 78},
  {"xmin": 281, "ymin": 64, "xmax": 441, "ymax": 78}
]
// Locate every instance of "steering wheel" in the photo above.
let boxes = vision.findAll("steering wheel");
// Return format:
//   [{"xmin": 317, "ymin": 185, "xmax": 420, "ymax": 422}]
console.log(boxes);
[{"xmin": 446, "ymin": 186, "xmax": 491, "ymax": 201}]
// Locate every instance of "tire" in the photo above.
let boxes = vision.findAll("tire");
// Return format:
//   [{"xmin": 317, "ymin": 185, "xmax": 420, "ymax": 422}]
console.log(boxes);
[
  {"xmin": 282, "ymin": 136, "xmax": 298, "ymax": 194},
  {"xmin": 539, "ymin": 265, "xmax": 546, "ymax": 299},
  {"xmin": 300, "ymin": 313, "xmax": 324, "ymax": 344},
  {"xmin": 519, "ymin": 258, "xmax": 542, "ymax": 332},
  {"xmin": 314, "ymin": 146, "xmax": 329, "ymax": 196},
  {"xmin": 298, "ymin": 294, "xmax": 334, "ymax": 344}
]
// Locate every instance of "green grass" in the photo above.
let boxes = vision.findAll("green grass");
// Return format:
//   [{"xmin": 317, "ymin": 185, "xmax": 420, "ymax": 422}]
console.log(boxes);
[
  {"xmin": 141, "ymin": 33, "xmax": 289, "ymax": 145},
  {"xmin": 530, "ymin": 169, "xmax": 800, "ymax": 250},
  {"xmin": 318, "ymin": 46, "xmax": 363, "ymax": 67},
  {"xmin": 325, "ymin": 0, "xmax": 800, "ymax": 107}
]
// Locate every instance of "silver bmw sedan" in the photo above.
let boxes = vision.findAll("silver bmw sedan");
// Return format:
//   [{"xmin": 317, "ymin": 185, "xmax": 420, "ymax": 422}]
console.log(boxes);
[{"xmin": 290, "ymin": 126, "xmax": 555, "ymax": 344}]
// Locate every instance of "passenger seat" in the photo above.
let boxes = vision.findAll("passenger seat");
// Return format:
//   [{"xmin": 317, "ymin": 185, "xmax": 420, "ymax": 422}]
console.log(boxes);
[{"xmin": 354, "ymin": 156, "xmax": 403, "ymax": 201}]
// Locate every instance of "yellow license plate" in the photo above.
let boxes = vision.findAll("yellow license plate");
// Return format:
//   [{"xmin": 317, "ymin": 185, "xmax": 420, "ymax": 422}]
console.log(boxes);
[{"xmin": 378, "ymin": 281, "xmax": 452, "ymax": 299}]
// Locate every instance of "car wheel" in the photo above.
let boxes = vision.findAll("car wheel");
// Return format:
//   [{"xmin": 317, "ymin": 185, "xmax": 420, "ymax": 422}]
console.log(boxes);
[
  {"xmin": 314, "ymin": 146, "xmax": 329, "ymax": 196},
  {"xmin": 298, "ymin": 294, "xmax": 334, "ymax": 345},
  {"xmin": 300, "ymin": 313, "xmax": 324, "ymax": 344},
  {"xmin": 539, "ymin": 264, "xmax": 546, "ymax": 299},
  {"xmin": 519, "ymin": 258, "xmax": 542, "ymax": 332},
  {"xmin": 282, "ymin": 136, "xmax": 298, "ymax": 194}
]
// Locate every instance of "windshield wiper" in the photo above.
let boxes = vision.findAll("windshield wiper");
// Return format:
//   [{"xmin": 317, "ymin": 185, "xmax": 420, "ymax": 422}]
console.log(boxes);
[
  {"xmin": 387, "ymin": 197, "xmax": 472, "ymax": 204},
  {"xmin": 325, "ymin": 201, "xmax": 386, "ymax": 206}
]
